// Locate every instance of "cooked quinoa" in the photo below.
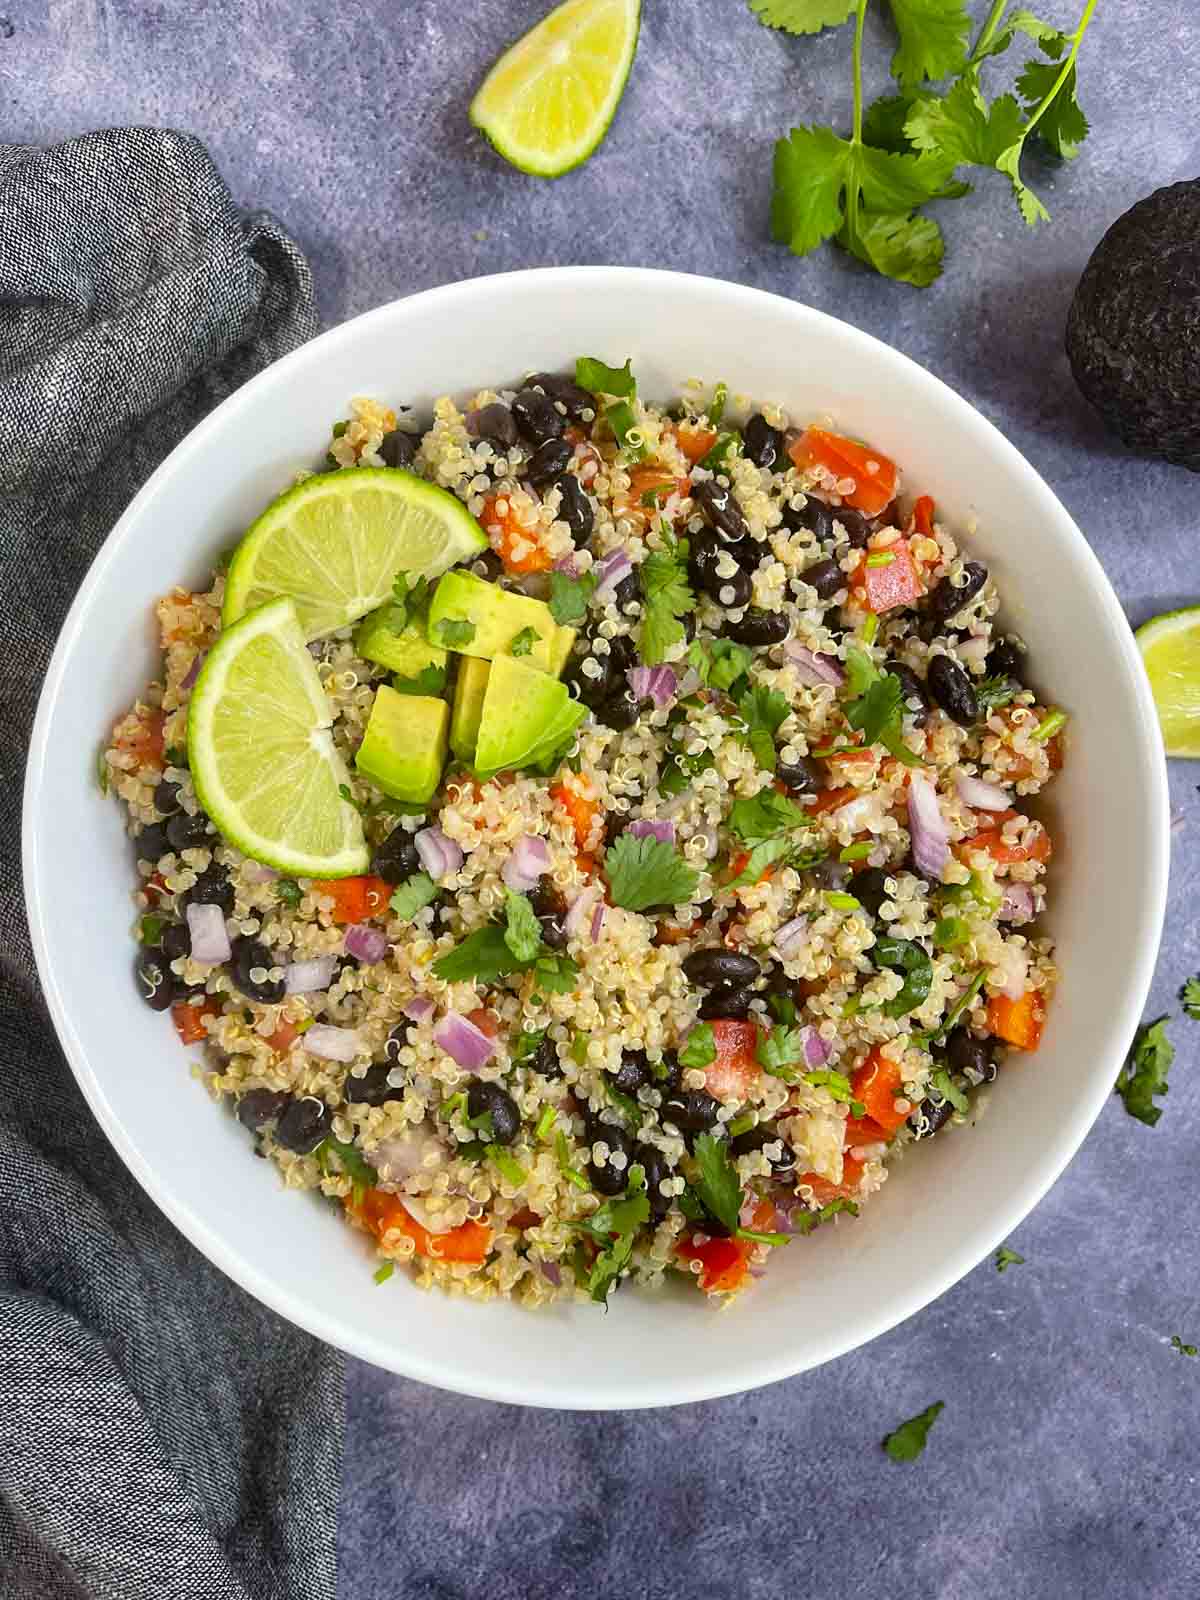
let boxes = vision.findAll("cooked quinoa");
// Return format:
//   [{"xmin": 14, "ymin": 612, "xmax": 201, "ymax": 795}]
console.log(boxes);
[{"xmin": 105, "ymin": 367, "xmax": 1064, "ymax": 1308}]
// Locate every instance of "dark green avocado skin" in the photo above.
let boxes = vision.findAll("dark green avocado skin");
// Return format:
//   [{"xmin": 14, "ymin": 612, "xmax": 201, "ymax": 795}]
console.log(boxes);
[{"xmin": 1066, "ymin": 178, "xmax": 1200, "ymax": 472}]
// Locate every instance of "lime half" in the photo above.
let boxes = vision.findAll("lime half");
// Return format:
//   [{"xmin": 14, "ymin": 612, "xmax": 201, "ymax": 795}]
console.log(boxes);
[
  {"xmin": 223, "ymin": 468, "xmax": 488, "ymax": 640},
  {"xmin": 189, "ymin": 598, "xmax": 369, "ymax": 877},
  {"xmin": 470, "ymin": 0, "xmax": 640, "ymax": 178},
  {"xmin": 1137, "ymin": 605, "xmax": 1200, "ymax": 758}
]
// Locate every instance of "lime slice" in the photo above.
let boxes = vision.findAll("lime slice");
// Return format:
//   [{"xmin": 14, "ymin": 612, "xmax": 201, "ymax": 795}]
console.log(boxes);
[
  {"xmin": 223, "ymin": 468, "xmax": 488, "ymax": 640},
  {"xmin": 469, "ymin": 0, "xmax": 640, "ymax": 178},
  {"xmin": 1137, "ymin": 605, "xmax": 1200, "ymax": 758},
  {"xmin": 189, "ymin": 598, "xmax": 370, "ymax": 877}
]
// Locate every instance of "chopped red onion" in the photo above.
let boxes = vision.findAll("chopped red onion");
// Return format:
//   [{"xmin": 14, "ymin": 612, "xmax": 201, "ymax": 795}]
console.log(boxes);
[
  {"xmin": 593, "ymin": 549, "xmax": 633, "ymax": 601},
  {"xmin": 242, "ymin": 862, "xmax": 278, "ymax": 884},
  {"xmin": 304, "ymin": 1024, "xmax": 362, "ymax": 1062},
  {"xmin": 185, "ymin": 902, "xmax": 230, "ymax": 964},
  {"xmin": 373, "ymin": 1124, "xmax": 438, "ymax": 1182},
  {"xmin": 803, "ymin": 1027, "xmax": 831, "ymax": 1067},
  {"xmin": 784, "ymin": 642, "xmax": 845, "ymax": 687},
  {"xmin": 590, "ymin": 900, "xmax": 607, "ymax": 942},
  {"xmin": 181, "ymin": 650, "xmax": 206, "ymax": 692},
  {"xmin": 628, "ymin": 818, "xmax": 675, "ymax": 844},
  {"xmin": 415, "ymin": 826, "xmax": 464, "ymax": 881},
  {"xmin": 501, "ymin": 833, "xmax": 551, "ymax": 893},
  {"xmin": 345, "ymin": 923, "xmax": 389, "ymax": 964},
  {"xmin": 403, "ymin": 996, "xmax": 435, "ymax": 1023},
  {"xmin": 554, "ymin": 552, "xmax": 584, "ymax": 577},
  {"xmin": 999, "ymin": 883, "xmax": 1036, "ymax": 925},
  {"xmin": 628, "ymin": 664, "xmax": 678, "ymax": 709},
  {"xmin": 540, "ymin": 1259, "xmax": 563, "ymax": 1287},
  {"xmin": 773, "ymin": 917, "xmax": 810, "ymax": 960},
  {"xmin": 284, "ymin": 956, "xmax": 336, "ymax": 995},
  {"xmin": 832, "ymin": 793, "xmax": 879, "ymax": 833},
  {"xmin": 955, "ymin": 773, "xmax": 1011, "ymax": 812},
  {"xmin": 565, "ymin": 885, "xmax": 600, "ymax": 939},
  {"xmin": 908, "ymin": 773, "xmax": 950, "ymax": 880},
  {"xmin": 433, "ymin": 1012, "xmax": 495, "ymax": 1070}
]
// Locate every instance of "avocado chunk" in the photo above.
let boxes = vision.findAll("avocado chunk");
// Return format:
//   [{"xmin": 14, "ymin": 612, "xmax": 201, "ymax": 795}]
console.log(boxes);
[
  {"xmin": 450, "ymin": 655, "xmax": 491, "ymax": 762},
  {"xmin": 474, "ymin": 654, "xmax": 571, "ymax": 774},
  {"xmin": 1067, "ymin": 180, "xmax": 1200, "ymax": 471},
  {"xmin": 427, "ymin": 571, "xmax": 559, "ymax": 670},
  {"xmin": 549, "ymin": 625, "xmax": 576, "ymax": 677},
  {"xmin": 355, "ymin": 685, "xmax": 448, "ymax": 805},
  {"xmin": 355, "ymin": 603, "xmax": 448, "ymax": 680},
  {"xmin": 521, "ymin": 697, "xmax": 588, "ymax": 773}
]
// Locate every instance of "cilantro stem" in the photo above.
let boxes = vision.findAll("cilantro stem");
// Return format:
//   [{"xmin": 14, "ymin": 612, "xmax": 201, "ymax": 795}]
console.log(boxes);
[
  {"xmin": 846, "ymin": 0, "xmax": 868, "ymax": 239},
  {"xmin": 969, "ymin": 0, "xmax": 1009, "ymax": 65},
  {"xmin": 1022, "ymin": 0, "xmax": 1099, "ymax": 140}
]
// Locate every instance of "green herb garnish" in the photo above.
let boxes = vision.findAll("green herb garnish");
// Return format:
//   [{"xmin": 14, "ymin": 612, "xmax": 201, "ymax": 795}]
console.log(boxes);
[
  {"xmin": 735, "ymin": 681, "xmax": 791, "ymax": 773},
  {"xmin": 699, "ymin": 431, "xmax": 742, "ymax": 472},
  {"xmin": 1171, "ymin": 1335, "xmax": 1198, "ymax": 1358},
  {"xmin": 728, "ymin": 789, "xmax": 811, "ymax": 845},
  {"xmin": 138, "ymin": 914, "xmax": 165, "ymax": 946},
  {"xmin": 756, "ymin": 1024, "xmax": 806, "ymax": 1078},
  {"xmin": 638, "ymin": 528, "xmax": 695, "ymax": 665},
  {"xmin": 687, "ymin": 636, "xmax": 754, "ymax": 692},
  {"xmin": 503, "ymin": 889, "xmax": 542, "ymax": 962},
  {"xmin": 434, "ymin": 618, "xmax": 477, "ymax": 648},
  {"xmin": 679, "ymin": 1023, "xmax": 718, "ymax": 1070},
  {"xmin": 315, "ymin": 1136, "xmax": 378, "ymax": 1204},
  {"xmin": 276, "ymin": 879, "xmax": 303, "ymax": 908},
  {"xmin": 794, "ymin": 1197, "xmax": 859, "ymax": 1234},
  {"xmin": 606, "ymin": 399, "xmax": 647, "ymax": 461},
  {"xmin": 691, "ymin": 1132, "xmax": 743, "ymax": 1234},
  {"xmin": 390, "ymin": 872, "xmax": 438, "ymax": 921},
  {"xmin": 873, "ymin": 934, "xmax": 934, "ymax": 1017},
  {"xmin": 913, "ymin": 968, "xmax": 986, "ymax": 1050},
  {"xmin": 929, "ymin": 1068, "xmax": 969, "ymax": 1114},
  {"xmin": 391, "ymin": 664, "xmax": 448, "ymax": 697},
  {"xmin": 995, "ymin": 1245, "xmax": 1025, "ymax": 1273},
  {"xmin": 842, "ymin": 646, "xmax": 924, "ymax": 767},
  {"xmin": 575, "ymin": 355, "xmax": 636, "ymax": 398},
  {"xmin": 1182, "ymin": 978, "xmax": 1200, "ymax": 1021},
  {"xmin": 548, "ymin": 569, "xmax": 597, "ymax": 625},
  {"xmin": 1115, "ymin": 1016, "xmax": 1174, "ymax": 1128},
  {"xmin": 573, "ymin": 1188, "xmax": 650, "ymax": 1304},
  {"xmin": 882, "ymin": 1400, "xmax": 944, "ymax": 1462},
  {"xmin": 604, "ymin": 831, "xmax": 700, "ymax": 912},
  {"xmin": 373, "ymin": 1261, "xmax": 395, "ymax": 1285},
  {"xmin": 975, "ymin": 675, "xmax": 1019, "ymax": 714}
]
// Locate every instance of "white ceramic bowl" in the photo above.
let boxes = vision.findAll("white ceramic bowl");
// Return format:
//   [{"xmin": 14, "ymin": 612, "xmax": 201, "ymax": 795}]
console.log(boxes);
[{"xmin": 24, "ymin": 268, "xmax": 1169, "ymax": 1410}]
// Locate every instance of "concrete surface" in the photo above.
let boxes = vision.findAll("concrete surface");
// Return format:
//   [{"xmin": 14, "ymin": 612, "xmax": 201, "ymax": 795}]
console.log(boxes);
[{"xmin": 7, "ymin": 1, "xmax": 1199, "ymax": 1595}]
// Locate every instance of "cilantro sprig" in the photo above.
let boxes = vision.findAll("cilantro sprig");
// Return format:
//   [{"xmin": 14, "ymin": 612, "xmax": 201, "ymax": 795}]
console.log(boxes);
[
  {"xmin": 840, "ymin": 647, "xmax": 925, "ymax": 767},
  {"xmin": 1181, "ymin": 977, "xmax": 1200, "ymax": 1021},
  {"xmin": 1115, "ymin": 1016, "xmax": 1174, "ymax": 1128},
  {"xmin": 432, "ymin": 920, "xmax": 580, "ymax": 995},
  {"xmin": 882, "ymin": 1400, "xmax": 944, "ymax": 1462},
  {"xmin": 691, "ymin": 1133, "xmax": 790, "ymax": 1248},
  {"xmin": 638, "ymin": 527, "xmax": 695, "ymax": 665},
  {"xmin": 605, "ymin": 831, "xmax": 700, "ymax": 912},
  {"xmin": 735, "ymin": 682, "xmax": 791, "ymax": 773},
  {"xmin": 548, "ymin": 570, "xmax": 597, "ymax": 625}
]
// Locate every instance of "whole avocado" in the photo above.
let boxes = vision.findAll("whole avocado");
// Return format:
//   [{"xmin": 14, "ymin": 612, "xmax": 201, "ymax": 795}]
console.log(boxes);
[{"xmin": 1066, "ymin": 179, "xmax": 1200, "ymax": 471}]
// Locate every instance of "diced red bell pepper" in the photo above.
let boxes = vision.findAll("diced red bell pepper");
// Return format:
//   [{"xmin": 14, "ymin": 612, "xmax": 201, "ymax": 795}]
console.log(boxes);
[
  {"xmin": 987, "ymin": 990, "xmax": 1046, "ymax": 1051},
  {"xmin": 356, "ymin": 1188, "xmax": 492, "ymax": 1265},
  {"xmin": 789, "ymin": 427, "xmax": 898, "ymax": 517},
  {"xmin": 116, "ymin": 708, "xmax": 166, "ymax": 771},
  {"xmin": 705, "ymin": 1019, "xmax": 762, "ymax": 1102},
  {"xmin": 857, "ymin": 537, "xmax": 924, "ymax": 614},
  {"xmin": 911, "ymin": 495, "xmax": 936, "ymax": 538},
  {"xmin": 267, "ymin": 1019, "xmax": 299, "ymax": 1054},
  {"xmin": 311, "ymin": 875, "xmax": 393, "ymax": 925},
  {"xmin": 808, "ymin": 785, "xmax": 859, "ymax": 817},
  {"xmin": 850, "ymin": 1046, "xmax": 910, "ymax": 1136},
  {"xmin": 675, "ymin": 1198, "xmax": 776, "ymax": 1294},
  {"xmin": 171, "ymin": 997, "xmax": 220, "ymax": 1045},
  {"xmin": 551, "ymin": 776, "xmax": 602, "ymax": 853},
  {"xmin": 466, "ymin": 1007, "xmax": 500, "ymax": 1039},
  {"xmin": 481, "ymin": 493, "xmax": 552, "ymax": 575},
  {"xmin": 959, "ymin": 812, "xmax": 1052, "ymax": 866},
  {"xmin": 842, "ymin": 1114, "xmax": 889, "ymax": 1149},
  {"xmin": 675, "ymin": 426, "xmax": 718, "ymax": 466},
  {"xmin": 799, "ymin": 1154, "xmax": 866, "ymax": 1204}
]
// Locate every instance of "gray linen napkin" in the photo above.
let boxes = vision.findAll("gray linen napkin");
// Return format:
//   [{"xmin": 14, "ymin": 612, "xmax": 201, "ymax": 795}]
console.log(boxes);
[{"xmin": 0, "ymin": 127, "xmax": 339, "ymax": 1600}]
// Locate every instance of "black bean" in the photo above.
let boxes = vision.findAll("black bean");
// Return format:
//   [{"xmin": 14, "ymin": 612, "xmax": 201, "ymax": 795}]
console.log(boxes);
[
  {"xmin": 528, "ymin": 372, "xmax": 593, "ymax": 422},
  {"xmin": 804, "ymin": 858, "xmax": 853, "ymax": 893},
  {"xmin": 344, "ymin": 1062, "xmax": 404, "ymax": 1107},
  {"xmin": 832, "ymin": 507, "xmax": 873, "ymax": 548},
  {"xmin": 909, "ymin": 1097, "xmax": 954, "ymax": 1139},
  {"xmin": 160, "ymin": 922, "xmax": 190, "ymax": 963},
  {"xmin": 722, "ymin": 607, "xmax": 789, "ymax": 647},
  {"xmin": 134, "ymin": 823, "xmax": 170, "ymax": 864},
  {"xmin": 136, "ymin": 949, "xmax": 176, "ymax": 1011},
  {"xmin": 539, "ymin": 912, "xmax": 568, "ymax": 950},
  {"xmin": 655, "ymin": 1051, "xmax": 683, "ymax": 1094},
  {"xmin": 275, "ymin": 1095, "xmax": 332, "ymax": 1154},
  {"xmin": 370, "ymin": 826, "xmax": 421, "ymax": 885},
  {"xmin": 384, "ymin": 1023, "xmax": 411, "ymax": 1063},
  {"xmin": 692, "ymin": 477, "xmax": 750, "ymax": 544},
  {"xmin": 526, "ymin": 1036, "xmax": 562, "ymax": 1077},
  {"xmin": 472, "ymin": 548, "xmax": 505, "ymax": 583},
  {"xmin": 662, "ymin": 1089, "xmax": 721, "ymax": 1133},
  {"xmin": 587, "ymin": 1120, "xmax": 636, "ymax": 1196},
  {"xmin": 928, "ymin": 561, "xmax": 988, "ymax": 621},
  {"xmin": 231, "ymin": 938, "xmax": 285, "ymax": 1004},
  {"xmin": 699, "ymin": 983, "xmax": 754, "ymax": 1021},
  {"xmin": 237, "ymin": 1088, "xmax": 290, "ymax": 1132},
  {"xmin": 687, "ymin": 528, "xmax": 722, "ymax": 594},
  {"xmin": 611, "ymin": 1051, "xmax": 650, "ymax": 1096},
  {"xmin": 987, "ymin": 637, "xmax": 1026, "ymax": 683},
  {"xmin": 636, "ymin": 1143, "xmax": 675, "ymax": 1222},
  {"xmin": 782, "ymin": 494, "xmax": 834, "ymax": 539},
  {"xmin": 607, "ymin": 634, "xmax": 638, "ymax": 676},
  {"xmin": 184, "ymin": 865, "xmax": 234, "ymax": 915},
  {"xmin": 596, "ymin": 689, "xmax": 642, "ymax": 730},
  {"xmin": 803, "ymin": 557, "xmax": 844, "ymax": 600},
  {"xmin": 603, "ymin": 811, "xmax": 628, "ymax": 849},
  {"xmin": 166, "ymin": 810, "xmax": 211, "ymax": 851},
  {"xmin": 527, "ymin": 437, "xmax": 573, "ymax": 487},
  {"xmin": 562, "ymin": 650, "xmax": 613, "ymax": 710},
  {"xmin": 467, "ymin": 1080, "xmax": 521, "ymax": 1146},
  {"xmin": 887, "ymin": 660, "xmax": 928, "ymax": 713},
  {"xmin": 473, "ymin": 403, "xmax": 518, "ymax": 451},
  {"xmin": 743, "ymin": 413, "xmax": 784, "ymax": 469},
  {"xmin": 682, "ymin": 949, "xmax": 761, "ymax": 987},
  {"xmin": 711, "ymin": 566, "xmax": 754, "ymax": 612},
  {"xmin": 555, "ymin": 476, "xmax": 594, "ymax": 546},
  {"xmin": 777, "ymin": 755, "xmax": 822, "ymax": 796},
  {"xmin": 612, "ymin": 568, "xmax": 643, "ymax": 613},
  {"xmin": 927, "ymin": 654, "xmax": 979, "ymax": 726},
  {"xmin": 946, "ymin": 1028, "xmax": 998, "ymax": 1083},
  {"xmin": 154, "ymin": 778, "xmax": 182, "ymax": 815},
  {"xmin": 512, "ymin": 387, "xmax": 566, "ymax": 446},
  {"xmin": 852, "ymin": 867, "xmax": 892, "ymax": 920},
  {"xmin": 379, "ymin": 428, "xmax": 417, "ymax": 469},
  {"xmin": 730, "ymin": 1124, "xmax": 796, "ymax": 1173}
]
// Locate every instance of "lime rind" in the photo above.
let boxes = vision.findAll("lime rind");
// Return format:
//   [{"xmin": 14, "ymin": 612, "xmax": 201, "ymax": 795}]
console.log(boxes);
[
  {"xmin": 1137, "ymin": 604, "xmax": 1200, "ymax": 760},
  {"xmin": 189, "ymin": 597, "xmax": 370, "ymax": 877},
  {"xmin": 223, "ymin": 468, "xmax": 488, "ymax": 640},
  {"xmin": 469, "ymin": 0, "xmax": 641, "ymax": 179}
]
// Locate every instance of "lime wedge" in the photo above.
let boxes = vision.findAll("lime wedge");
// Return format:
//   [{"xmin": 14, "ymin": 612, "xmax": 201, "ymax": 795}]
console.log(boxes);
[
  {"xmin": 1137, "ymin": 605, "xmax": 1200, "ymax": 758},
  {"xmin": 189, "ymin": 598, "xmax": 370, "ymax": 877},
  {"xmin": 470, "ymin": 0, "xmax": 640, "ymax": 178},
  {"xmin": 223, "ymin": 468, "xmax": 488, "ymax": 640}
]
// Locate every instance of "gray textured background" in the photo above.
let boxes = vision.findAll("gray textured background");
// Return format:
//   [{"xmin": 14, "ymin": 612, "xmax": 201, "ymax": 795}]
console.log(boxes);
[{"xmin": 8, "ymin": 1, "xmax": 1200, "ymax": 1595}]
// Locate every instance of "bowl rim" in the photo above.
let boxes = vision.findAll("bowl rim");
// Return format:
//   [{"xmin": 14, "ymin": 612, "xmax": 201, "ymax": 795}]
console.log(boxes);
[{"xmin": 22, "ymin": 266, "xmax": 1171, "ymax": 1409}]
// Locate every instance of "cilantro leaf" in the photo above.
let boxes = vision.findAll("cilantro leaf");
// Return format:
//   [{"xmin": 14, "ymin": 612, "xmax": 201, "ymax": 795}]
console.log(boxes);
[
  {"xmin": 691, "ymin": 1132, "xmax": 742, "ymax": 1233},
  {"xmin": 503, "ymin": 890, "xmax": 542, "ymax": 963},
  {"xmin": 929, "ymin": 1068, "xmax": 969, "ymax": 1114},
  {"xmin": 512, "ymin": 1028, "xmax": 547, "ymax": 1064},
  {"xmin": 757, "ymin": 1024, "xmax": 807, "ymax": 1078},
  {"xmin": 728, "ymin": 789, "xmax": 811, "ymax": 845},
  {"xmin": 686, "ymin": 637, "xmax": 754, "ymax": 693},
  {"xmin": 882, "ymin": 1400, "xmax": 944, "ymax": 1462},
  {"xmin": 638, "ymin": 533, "xmax": 695, "ymax": 666},
  {"xmin": 548, "ymin": 570, "xmax": 597, "ymax": 626},
  {"xmin": 1171, "ymin": 1336, "xmax": 1198, "ymax": 1358},
  {"xmin": 887, "ymin": 0, "xmax": 970, "ymax": 91},
  {"xmin": 389, "ymin": 872, "xmax": 438, "ymax": 921},
  {"xmin": 1016, "ymin": 58, "xmax": 1089, "ymax": 160},
  {"xmin": 735, "ymin": 682, "xmax": 790, "ymax": 773},
  {"xmin": 276, "ymin": 879, "xmax": 302, "ymax": 908},
  {"xmin": 316, "ymin": 1137, "xmax": 378, "ymax": 1200},
  {"xmin": 571, "ymin": 1189, "xmax": 649, "ymax": 1303},
  {"xmin": 873, "ymin": 934, "xmax": 933, "ymax": 1018},
  {"xmin": 575, "ymin": 355, "xmax": 636, "ymax": 399},
  {"xmin": 531, "ymin": 952, "xmax": 580, "ymax": 995},
  {"xmin": 728, "ymin": 834, "xmax": 803, "ymax": 888},
  {"xmin": 391, "ymin": 663, "xmax": 448, "ymax": 697},
  {"xmin": 840, "ymin": 208, "xmax": 945, "ymax": 288},
  {"xmin": 995, "ymin": 1245, "xmax": 1025, "ymax": 1273},
  {"xmin": 747, "ymin": 0, "xmax": 855, "ymax": 34},
  {"xmin": 1115, "ymin": 1017, "xmax": 1175, "ymax": 1127},
  {"xmin": 679, "ymin": 1023, "xmax": 717, "ymax": 1070},
  {"xmin": 435, "ymin": 618, "xmax": 476, "ymax": 648},
  {"xmin": 972, "ymin": 8, "xmax": 1060, "ymax": 65},
  {"xmin": 905, "ymin": 79, "xmax": 1026, "ymax": 169},
  {"xmin": 846, "ymin": 671, "xmax": 903, "ymax": 746},
  {"xmin": 432, "ymin": 925, "xmax": 522, "ymax": 984},
  {"xmin": 794, "ymin": 1196, "xmax": 859, "ymax": 1234},
  {"xmin": 1182, "ymin": 978, "xmax": 1200, "ymax": 1021},
  {"xmin": 510, "ymin": 626, "xmax": 538, "ymax": 658},
  {"xmin": 605, "ymin": 832, "xmax": 701, "ymax": 912},
  {"xmin": 975, "ymin": 675, "xmax": 1020, "ymax": 714}
]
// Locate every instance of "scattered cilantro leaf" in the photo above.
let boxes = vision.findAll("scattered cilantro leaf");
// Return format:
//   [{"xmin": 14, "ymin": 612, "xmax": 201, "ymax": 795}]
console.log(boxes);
[
  {"xmin": 995, "ymin": 1245, "xmax": 1025, "ymax": 1273},
  {"xmin": 1182, "ymin": 978, "xmax": 1200, "ymax": 1021},
  {"xmin": 316, "ymin": 1136, "xmax": 378, "ymax": 1198},
  {"xmin": 638, "ymin": 531, "xmax": 695, "ymax": 665},
  {"xmin": 389, "ymin": 873, "xmax": 438, "ymax": 921},
  {"xmin": 930, "ymin": 1068, "xmax": 970, "ymax": 1114},
  {"xmin": 691, "ymin": 1132, "xmax": 743, "ymax": 1234},
  {"xmin": 575, "ymin": 355, "xmax": 636, "ymax": 399},
  {"xmin": 794, "ymin": 1197, "xmax": 859, "ymax": 1234},
  {"xmin": 728, "ymin": 789, "xmax": 811, "ymax": 845},
  {"xmin": 513, "ymin": 1029, "xmax": 547, "ymax": 1064},
  {"xmin": 503, "ymin": 890, "xmax": 542, "ymax": 963},
  {"xmin": 531, "ymin": 952, "xmax": 581, "ymax": 995},
  {"xmin": 1171, "ymin": 1336, "xmax": 1198, "ymax": 1358},
  {"xmin": 1016, "ymin": 58, "xmax": 1089, "ymax": 160},
  {"xmin": 1115, "ymin": 1017, "xmax": 1174, "ymax": 1128},
  {"xmin": 905, "ymin": 79, "xmax": 1026, "ymax": 168},
  {"xmin": 747, "ymin": 0, "xmax": 855, "ymax": 34},
  {"xmin": 846, "ymin": 670, "xmax": 903, "ymax": 745},
  {"xmin": 604, "ymin": 830, "xmax": 700, "ymax": 913},
  {"xmin": 276, "ymin": 879, "xmax": 302, "ymax": 908},
  {"xmin": 390, "ymin": 572, "xmax": 431, "ymax": 629},
  {"xmin": 768, "ymin": 992, "xmax": 798, "ymax": 1026},
  {"xmin": 887, "ymin": 0, "xmax": 970, "ymax": 91},
  {"xmin": 435, "ymin": 618, "xmax": 476, "ymax": 648},
  {"xmin": 735, "ymin": 682, "xmax": 790, "ymax": 773},
  {"xmin": 679, "ymin": 1024, "xmax": 718, "ymax": 1070},
  {"xmin": 509, "ymin": 627, "xmax": 538, "ymax": 658},
  {"xmin": 757, "ymin": 1024, "xmax": 807, "ymax": 1078},
  {"xmin": 548, "ymin": 570, "xmax": 597, "ymax": 626},
  {"xmin": 729, "ymin": 835, "xmax": 800, "ymax": 888},
  {"xmin": 803, "ymin": 1069, "xmax": 862, "ymax": 1113},
  {"xmin": 606, "ymin": 400, "xmax": 648, "ymax": 460},
  {"xmin": 570, "ymin": 1189, "xmax": 649, "ymax": 1304},
  {"xmin": 392, "ymin": 663, "xmax": 448, "ymax": 697},
  {"xmin": 698, "ymin": 431, "xmax": 742, "ymax": 472},
  {"xmin": 432, "ymin": 925, "xmax": 522, "ymax": 984},
  {"xmin": 882, "ymin": 1400, "xmax": 944, "ymax": 1462},
  {"xmin": 975, "ymin": 675, "xmax": 1020, "ymax": 714},
  {"xmin": 873, "ymin": 934, "xmax": 934, "ymax": 1018}
]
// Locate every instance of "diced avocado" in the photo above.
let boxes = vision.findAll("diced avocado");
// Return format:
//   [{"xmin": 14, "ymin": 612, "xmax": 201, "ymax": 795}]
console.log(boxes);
[
  {"xmin": 355, "ymin": 603, "xmax": 448, "ymax": 680},
  {"xmin": 474, "ymin": 654, "xmax": 570, "ymax": 774},
  {"xmin": 549, "ymin": 625, "xmax": 576, "ymax": 677},
  {"xmin": 427, "ymin": 571, "xmax": 558, "ymax": 670},
  {"xmin": 355, "ymin": 686, "xmax": 448, "ymax": 805},
  {"xmin": 522, "ymin": 697, "xmax": 588, "ymax": 772},
  {"xmin": 450, "ymin": 655, "xmax": 491, "ymax": 762}
]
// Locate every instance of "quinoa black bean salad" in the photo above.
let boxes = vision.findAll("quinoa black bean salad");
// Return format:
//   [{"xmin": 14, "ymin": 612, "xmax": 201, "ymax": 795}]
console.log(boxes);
[{"xmin": 104, "ymin": 357, "xmax": 1067, "ymax": 1308}]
